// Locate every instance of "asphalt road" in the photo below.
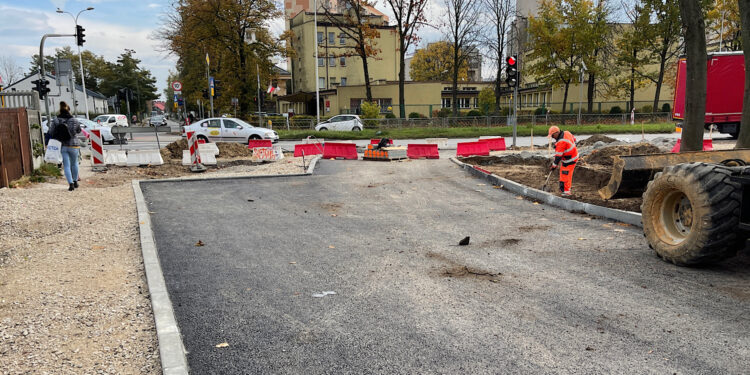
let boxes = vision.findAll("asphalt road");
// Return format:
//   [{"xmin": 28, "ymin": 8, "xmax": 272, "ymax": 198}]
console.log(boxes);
[{"xmin": 141, "ymin": 159, "xmax": 749, "ymax": 374}]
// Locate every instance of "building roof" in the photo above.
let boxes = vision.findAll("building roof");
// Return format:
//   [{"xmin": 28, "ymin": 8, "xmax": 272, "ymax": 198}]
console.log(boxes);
[
  {"xmin": 273, "ymin": 66, "xmax": 291, "ymax": 76},
  {"xmin": 5, "ymin": 72, "xmax": 108, "ymax": 99}
]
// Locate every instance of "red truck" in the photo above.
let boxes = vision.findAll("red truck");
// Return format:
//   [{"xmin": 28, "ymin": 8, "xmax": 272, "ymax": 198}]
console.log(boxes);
[{"xmin": 673, "ymin": 51, "xmax": 744, "ymax": 138}]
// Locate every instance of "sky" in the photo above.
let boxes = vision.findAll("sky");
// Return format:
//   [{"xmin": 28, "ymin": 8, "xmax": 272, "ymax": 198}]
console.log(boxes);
[{"xmin": 0, "ymin": 0, "xmax": 475, "ymax": 100}]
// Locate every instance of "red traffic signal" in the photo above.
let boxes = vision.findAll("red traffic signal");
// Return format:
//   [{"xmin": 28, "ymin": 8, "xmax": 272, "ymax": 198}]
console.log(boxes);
[{"xmin": 506, "ymin": 56, "xmax": 516, "ymax": 66}]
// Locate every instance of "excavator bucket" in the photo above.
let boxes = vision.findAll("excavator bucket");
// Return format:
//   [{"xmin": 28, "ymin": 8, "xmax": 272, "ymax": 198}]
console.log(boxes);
[{"xmin": 599, "ymin": 149, "xmax": 750, "ymax": 199}]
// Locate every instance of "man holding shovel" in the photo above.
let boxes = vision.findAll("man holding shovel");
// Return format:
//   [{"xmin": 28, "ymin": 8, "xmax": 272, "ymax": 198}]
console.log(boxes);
[{"xmin": 548, "ymin": 126, "xmax": 578, "ymax": 196}]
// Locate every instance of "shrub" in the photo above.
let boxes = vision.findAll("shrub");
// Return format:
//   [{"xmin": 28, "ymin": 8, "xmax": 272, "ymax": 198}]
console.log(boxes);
[
  {"xmin": 437, "ymin": 108, "xmax": 452, "ymax": 118},
  {"xmin": 360, "ymin": 101, "xmax": 381, "ymax": 127},
  {"xmin": 385, "ymin": 113, "xmax": 396, "ymax": 118},
  {"xmin": 408, "ymin": 112, "xmax": 423, "ymax": 118},
  {"xmin": 609, "ymin": 106, "xmax": 623, "ymax": 114},
  {"xmin": 661, "ymin": 103, "xmax": 671, "ymax": 113},
  {"xmin": 534, "ymin": 107, "xmax": 548, "ymax": 115},
  {"xmin": 641, "ymin": 105, "xmax": 653, "ymax": 113},
  {"xmin": 467, "ymin": 109, "xmax": 483, "ymax": 117},
  {"xmin": 478, "ymin": 87, "xmax": 496, "ymax": 115},
  {"xmin": 500, "ymin": 107, "xmax": 511, "ymax": 116}
]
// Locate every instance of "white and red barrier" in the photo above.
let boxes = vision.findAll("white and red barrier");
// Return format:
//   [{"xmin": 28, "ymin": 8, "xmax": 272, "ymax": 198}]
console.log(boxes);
[
  {"xmin": 186, "ymin": 131, "xmax": 206, "ymax": 172},
  {"xmin": 90, "ymin": 129, "xmax": 105, "ymax": 167}
]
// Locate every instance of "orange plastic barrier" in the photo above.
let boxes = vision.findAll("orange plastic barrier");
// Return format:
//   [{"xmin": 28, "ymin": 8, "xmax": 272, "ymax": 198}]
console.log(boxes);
[
  {"xmin": 370, "ymin": 138, "xmax": 394, "ymax": 145},
  {"xmin": 247, "ymin": 139, "xmax": 273, "ymax": 148},
  {"xmin": 456, "ymin": 141, "xmax": 490, "ymax": 157},
  {"xmin": 670, "ymin": 139, "xmax": 714, "ymax": 153},
  {"xmin": 294, "ymin": 143, "xmax": 324, "ymax": 157},
  {"xmin": 407, "ymin": 144, "xmax": 439, "ymax": 159},
  {"xmin": 478, "ymin": 137, "xmax": 506, "ymax": 151},
  {"xmin": 322, "ymin": 142, "xmax": 358, "ymax": 159}
]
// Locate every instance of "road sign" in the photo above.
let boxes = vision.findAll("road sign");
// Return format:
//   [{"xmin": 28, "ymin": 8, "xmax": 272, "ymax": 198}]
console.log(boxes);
[
  {"xmin": 209, "ymin": 77, "xmax": 215, "ymax": 88},
  {"xmin": 172, "ymin": 81, "xmax": 183, "ymax": 91},
  {"xmin": 231, "ymin": 97, "xmax": 238, "ymax": 105},
  {"xmin": 174, "ymin": 94, "xmax": 178, "ymax": 102}
]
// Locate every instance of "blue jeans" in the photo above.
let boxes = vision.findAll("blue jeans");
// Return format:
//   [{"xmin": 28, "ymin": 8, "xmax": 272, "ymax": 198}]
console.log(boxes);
[{"xmin": 61, "ymin": 146, "xmax": 79, "ymax": 184}]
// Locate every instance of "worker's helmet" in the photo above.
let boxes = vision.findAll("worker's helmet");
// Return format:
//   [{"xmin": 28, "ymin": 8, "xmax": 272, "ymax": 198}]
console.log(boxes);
[{"xmin": 547, "ymin": 126, "xmax": 560, "ymax": 138}]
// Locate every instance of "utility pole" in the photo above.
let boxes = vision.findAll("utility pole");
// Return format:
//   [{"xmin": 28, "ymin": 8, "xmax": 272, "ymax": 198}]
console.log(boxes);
[
  {"xmin": 206, "ymin": 53, "xmax": 213, "ymax": 117},
  {"xmin": 257, "ymin": 62, "xmax": 262, "ymax": 127},
  {"xmin": 578, "ymin": 60, "xmax": 587, "ymax": 126},
  {"xmin": 57, "ymin": 7, "xmax": 94, "ymax": 119},
  {"xmin": 39, "ymin": 33, "xmax": 75, "ymax": 126},
  {"xmin": 314, "ymin": 0, "xmax": 320, "ymax": 125}
]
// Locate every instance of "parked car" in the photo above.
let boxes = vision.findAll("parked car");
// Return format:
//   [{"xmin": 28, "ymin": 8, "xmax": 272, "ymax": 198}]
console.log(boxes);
[
  {"xmin": 149, "ymin": 115, "xmax": 167, "ymax": 127},
  {"xmin": 93, "ymin": 114, "xmax": 129, "ymax": 127},
  {"xmin": 77, "ymin": 119, "xmax": 116, "ymax": 144},
  {"xmin": 315, "ymin": 115, "xmax": 364, "ymax": 131},
  {"xmin": 182, "ymin": 117, "xmax": 279, "ymax": 144}
]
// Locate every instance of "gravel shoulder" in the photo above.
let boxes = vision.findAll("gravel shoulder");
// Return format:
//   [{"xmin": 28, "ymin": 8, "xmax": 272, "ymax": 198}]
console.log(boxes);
[{"xmin": 0, "ymin": 151, "xmax": 309, "ymax": 374}]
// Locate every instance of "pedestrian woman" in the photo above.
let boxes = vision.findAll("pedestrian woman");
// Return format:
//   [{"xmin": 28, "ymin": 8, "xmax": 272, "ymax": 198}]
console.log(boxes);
[{"xmin": 49, "ymin": 101, "xmax": 82, "ymax": 191}]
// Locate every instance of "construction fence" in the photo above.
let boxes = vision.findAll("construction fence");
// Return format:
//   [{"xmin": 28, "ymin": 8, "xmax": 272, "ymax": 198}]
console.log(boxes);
[
  {"xmin": 259, "ymin": 112, "xmax": 673, "ymax": 131},
  {"xmin": 0, "ymin": 91, "xmax": 45, "ymax": 187}
]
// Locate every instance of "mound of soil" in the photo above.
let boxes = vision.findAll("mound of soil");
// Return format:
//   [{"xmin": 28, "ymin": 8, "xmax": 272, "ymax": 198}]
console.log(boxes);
[
  {"xmin": 217, "ymin": 142, "xmax": 253, "ymax": 158},
  {"xmin": 581, "ymin": 143, "xmax": 662, "ymax": 167},
  {"xmin": 163, "ymin": 139, "xmax": 188, "ymax": 159},
  {"xmin": 160, "ymin": 140, "xmax": 254, "ymax": 159},
  {"xmin": 577, "ymin": 134, "xmax": 618, "ymax": 147}
]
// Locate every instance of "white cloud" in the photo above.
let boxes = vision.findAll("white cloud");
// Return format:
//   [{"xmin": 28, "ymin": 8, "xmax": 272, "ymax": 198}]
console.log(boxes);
[{"xmin": 148, "ymin": 3, "xmax": 160, "ymax": 8}]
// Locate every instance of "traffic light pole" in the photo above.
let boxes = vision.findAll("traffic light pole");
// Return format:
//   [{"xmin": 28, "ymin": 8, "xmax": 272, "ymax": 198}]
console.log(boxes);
[{"xmin": 39, "ymin": 34, "xmax": 75, "ymax": 127}]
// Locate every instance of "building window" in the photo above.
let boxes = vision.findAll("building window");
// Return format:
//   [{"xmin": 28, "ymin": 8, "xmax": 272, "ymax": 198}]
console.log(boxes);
[
  {"xmin": 474, "ymin": 98, "xmax": 478, "ymax": 108},
  {"xmin": 328, "ymin": 32, "xmax": 335, "ymax": 44},
  {"xmin": 442, "ymin": 98, "xmax": 451, "ymax": 108},
  {"xmin": 340, "ymin": 77, "xmax": 347, "ymax": 86},
  {"xmin": 318, "ymin": 57, "xmax": 324, "ymax": 67},
  {"xmin": 377, "ymin": 99, "xmax": 392, "ymax": 112},
  {"xmin": 534, "ymin": 93, "xmax": 539, "ymax": 106},
  {"xmin": 340, "ymin": 56, "xmax": 346, "ymax": 66},
  {"xmin": 318, "ymin": 77, "xmax": 325, "ymax": 89},
  {"xmin": 457, "ymin": 98, "xmax": 470, "ymax": 109},
  {"xmin": 339, "ymin": 34, "xmax": 346, "ymax": 45},
  {"xmin": 317, "ymin": 32, "xmax": 324, "ymax": 44},
  {"xmin": 542, "ymin": 92, "xmax": 547, "ymax": 105},
  {"xmin": 329, "ymin": 57, "xmax": 335, "ymax": 67},
  {"xmin": 330, "ymin": 77, "xmax": 337, "ymax": 85}
]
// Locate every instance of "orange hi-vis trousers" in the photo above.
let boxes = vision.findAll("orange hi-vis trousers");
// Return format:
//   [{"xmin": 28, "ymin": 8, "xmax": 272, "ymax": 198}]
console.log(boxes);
[{"xmin": 559, "ymin": 162, "xmax": 576, "ymax": 194}]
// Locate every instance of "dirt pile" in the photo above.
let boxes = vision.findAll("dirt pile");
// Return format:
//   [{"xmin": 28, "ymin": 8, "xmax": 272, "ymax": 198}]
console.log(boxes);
[
  {"xmin": 577, "ymin": 134, "xmax": 618, "ymax": 148},
  {"xmin": 217, "ymin": 142, "xmax": 253, "ymax": 157},
  {"xmin": 581, "ymin": 143, "xmax": 662, "ymax": 167},
  {"xmin": 163, "ymin": 138, "xmax": 188, "ymax": 159}
]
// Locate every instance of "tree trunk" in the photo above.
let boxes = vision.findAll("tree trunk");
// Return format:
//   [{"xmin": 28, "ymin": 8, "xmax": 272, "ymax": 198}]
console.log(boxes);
[
  {"xmin": 587, "ymin": 72, "xmax": 595, "ymax": 113},
  {"xmin": 562, "ymin": 81, "xmax": 570, "ymax": 114},
  {"xmin": 630, "ymin": 48, "xmax": 636, "ymax": 112},
  {"xmin": 735, "ymin": 0, "xmax": 750, "ymax": 148},
  {"xmin": 653, "ymin": 51, "xmax": 667, "ymax": 113},
  {"xmin": 678, "ymin": 0, "xmax": 707, "ymax": 152},
  {"xmin": 452, "ymin": 46, "xmax": 459, "ymax": 117},
  {"xmin": 361, "ymin": 51, "xmax": 373, "ymax": 102},
  {"xmin": 398, "ymin": 40, "xmax": 406, "ymax": 118}
]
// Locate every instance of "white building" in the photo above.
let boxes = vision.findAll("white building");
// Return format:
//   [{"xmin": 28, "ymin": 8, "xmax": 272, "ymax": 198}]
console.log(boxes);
[{"xmin": 4, "ymin": 72, "xmax": 109, "ymax": 115}]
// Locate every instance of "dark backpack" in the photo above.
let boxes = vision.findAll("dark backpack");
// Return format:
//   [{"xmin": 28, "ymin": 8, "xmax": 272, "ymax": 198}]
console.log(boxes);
[{"xmin": 52, "ymin": 118, "xmax": 73, "ymax": 142}]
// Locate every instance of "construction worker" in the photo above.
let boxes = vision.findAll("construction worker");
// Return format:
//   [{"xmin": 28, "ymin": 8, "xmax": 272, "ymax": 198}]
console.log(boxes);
[{"xmin": 548, "ymin": 126, "xmax": 578, "ymax": 195}]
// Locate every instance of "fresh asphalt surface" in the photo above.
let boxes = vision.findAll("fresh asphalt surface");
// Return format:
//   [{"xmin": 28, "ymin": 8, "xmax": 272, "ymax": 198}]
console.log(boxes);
[{"xmin": 141, "ymin": 159, "xmax": 750, "ymax": 374}]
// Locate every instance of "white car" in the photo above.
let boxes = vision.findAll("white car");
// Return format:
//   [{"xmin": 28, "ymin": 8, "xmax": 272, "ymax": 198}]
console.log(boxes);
[
  {"xmin": 93, "ymin": 114, "xmax": 129, "ymax": 127},
  {"xmin": 315, "ymin": 115, "xmax": 364, "ymax": 131},
  {"xmin": 77, "ymin": 118, "xmax": 116, "ymax": 144},
  {"xmin": 182, "ymin": 117, "xmax": 279, "ymax": 144}
]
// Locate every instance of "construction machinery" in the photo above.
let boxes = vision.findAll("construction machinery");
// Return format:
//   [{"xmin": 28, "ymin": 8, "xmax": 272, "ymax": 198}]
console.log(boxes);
[{"xmin": 598, "ymin": 151, "xmax": 750, "ymax": 266}]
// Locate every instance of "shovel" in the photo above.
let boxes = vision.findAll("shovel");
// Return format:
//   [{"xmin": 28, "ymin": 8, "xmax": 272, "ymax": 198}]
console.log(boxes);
[{"xmin": 541, "ymin": 170, "xmax": 553, "ymax": 191}]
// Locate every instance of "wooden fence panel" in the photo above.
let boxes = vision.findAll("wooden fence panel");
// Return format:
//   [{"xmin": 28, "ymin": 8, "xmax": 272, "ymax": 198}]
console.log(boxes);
[{"xmin": 0, "ymin": 108, "xmax": 32, "ymax": 187}]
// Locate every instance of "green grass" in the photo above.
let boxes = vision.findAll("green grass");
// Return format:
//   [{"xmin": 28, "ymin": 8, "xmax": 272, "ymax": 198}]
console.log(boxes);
[{"xmin": 277, "ymin": 123, "xmax": 675, "ymax": 140}]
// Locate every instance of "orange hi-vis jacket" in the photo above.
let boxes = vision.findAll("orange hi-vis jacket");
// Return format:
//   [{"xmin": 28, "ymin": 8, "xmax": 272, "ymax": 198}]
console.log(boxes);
[{"xmin": 553, "ymin": 131, "xmax": 578, "ymax": 166}]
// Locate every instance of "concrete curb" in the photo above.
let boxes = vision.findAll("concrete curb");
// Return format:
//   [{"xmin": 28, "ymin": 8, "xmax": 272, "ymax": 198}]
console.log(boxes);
[
  {"xmin": 132, "ymin": 180, "xmax": 190, "ymax": 375},
  {"xmin": 131, "ymin": 155, "xmax": 323, "ymax": 374},
  {"xmin": 450, "ymin": 157, "xmax": 642, "ymax": 227}
]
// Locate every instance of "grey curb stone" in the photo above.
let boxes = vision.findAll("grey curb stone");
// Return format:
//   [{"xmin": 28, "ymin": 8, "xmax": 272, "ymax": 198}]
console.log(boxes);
[
  {"xmin": 132, "ymin": 155, "xmax": 322, "ymax": 373},
  {"xmin": 450, "ymin": 157, "xmax": 643, "ymax": 227}
]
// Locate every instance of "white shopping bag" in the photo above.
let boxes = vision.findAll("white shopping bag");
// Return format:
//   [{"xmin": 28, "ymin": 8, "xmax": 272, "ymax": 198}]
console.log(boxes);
[{"xmin": 44, "ymin": 139, "xmax": 63, "ymax": 164}]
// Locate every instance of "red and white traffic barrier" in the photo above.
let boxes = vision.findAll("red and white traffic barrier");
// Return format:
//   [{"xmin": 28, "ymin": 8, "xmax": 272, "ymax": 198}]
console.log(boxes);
[
  {"xmin": 90, "ymin": 129, "xmax": 105, "ymax": 166},
  {"xmin": 186, "ymin": 131, "xmax": 206, "ymax": 172}
]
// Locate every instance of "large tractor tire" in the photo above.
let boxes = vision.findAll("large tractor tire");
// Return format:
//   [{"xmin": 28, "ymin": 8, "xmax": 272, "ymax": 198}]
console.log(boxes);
[{"xmin": 641, "ymin": 162, "xmax": 743, "ymax": 266}]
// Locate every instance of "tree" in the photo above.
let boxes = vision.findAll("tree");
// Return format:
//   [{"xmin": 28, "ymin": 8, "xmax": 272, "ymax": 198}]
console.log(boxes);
[
  {"xmin": 480, "ymin": 0, "xmax": 513, "ymax": 112},
  {"xmin": 582, "ymin": 0, "xmax": 611, "ymax": 113},
  {"xmin": 409, "ymin": 41, "xmax": 469, "ymax": 81},
  {"xmin": 29, "ymin": 47, "xmax": 110, "ymax": 92},
  {"xmin": 612, "ymin": 3, "xmax": 650, "ymax": 112},
  {"xmin": 527, "ymin": 0, "xmax": 595, "ymax": 113},
  {"xmin": 478, "ymin": 87, "xmax": 495, "ymax": 114},
  {"xmin": 443, "ymin": 0, "xmax": 481, "ymax": 116},
  {"xmin": 635, "ymin": 0, "xmax": 682, "ymax": 112},
  {"xmin": 706, "ymin": 0, "xmax": 741, "ymax": 51},
  {"xmin": 157, "ymin": 0, "xmax": 288, "ymax": 115},
  {"xmin": 677, "ymin": 0, "xmax": 707, "ymax": 152},
  {"xmin": 385, "ymin": 0, "xmax": 429, "ymax": 118},
  {"xmin": 734, "ymin": 0, "xmax": 750, "ymax": 148},
  {"xmin": 322, "ymin": 0, "xmax": 383, "ymax": 102},
  {"xmin": 0, "ymin": 55, "xmax": 23, "ymax": 86}
]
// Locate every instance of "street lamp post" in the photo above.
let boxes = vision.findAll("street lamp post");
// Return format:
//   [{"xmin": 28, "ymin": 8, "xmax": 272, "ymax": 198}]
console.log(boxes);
[{"xmin": 56, "ymin": 6, "xmax": 94, "ymax": 120}]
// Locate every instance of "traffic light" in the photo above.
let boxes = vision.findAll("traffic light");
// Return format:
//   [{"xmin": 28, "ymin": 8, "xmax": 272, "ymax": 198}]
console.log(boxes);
[
  {"xmin": 202, "ymin": 89, "xmax": 209, "ymax": 99},
  {"xmin": 76, "ymin": 25, "xmax": 85, "ymax": 46},
  {"xmin": 505, "ymin": 55, "xmax": 518, "ymax": 88},
  {"xmin": 213, "ymin": 80, "xmax": 221, "ymax": 97},
  {"xmin": 31, "ymin": 79, "xmax": 51, "ymax": 98}
]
